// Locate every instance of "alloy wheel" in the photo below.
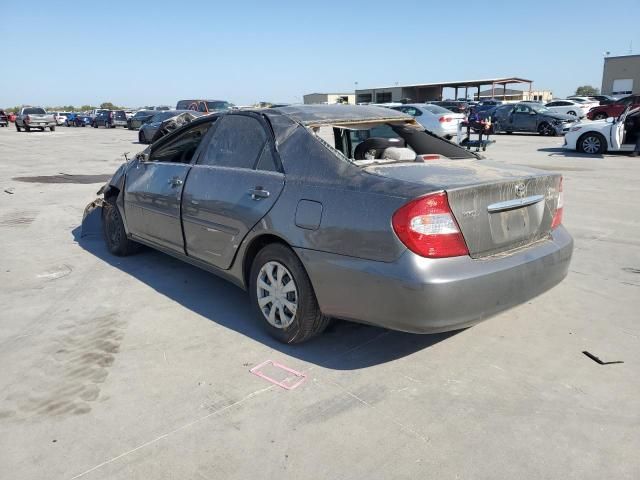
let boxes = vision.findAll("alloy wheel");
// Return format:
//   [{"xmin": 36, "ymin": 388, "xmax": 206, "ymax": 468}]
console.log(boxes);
[
  {"xmin": 539, "ymin": 123, "xmax": 553, "ymax": 136},
  {"xmin": 256, "ymin": 261, "xmax": 298, "ymax": 329}
]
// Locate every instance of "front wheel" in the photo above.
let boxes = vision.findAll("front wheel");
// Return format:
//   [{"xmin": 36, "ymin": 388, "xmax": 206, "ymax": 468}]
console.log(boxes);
[
  {"xmin": 16, "ymin": 124, "xmax": 21, "ymax": 132},
  {"xmin": 102, "ymin": 201, "xmax": 141, "ymax": 256},
  {"xmin": 538, "ymin": 122, "xmax": 555, "ymax": 136},
  {"xmin": 25, "ymin": 126, "xmax": 31, "ymax": 132},
  {"xmin": 577, "ymin": 133, "xmax": 607, "ymax": 154},
  {"xmin": 249, "ymin": 244, "xmax": 330, "ymax": 343},
  {"xmin": 50, "ymin": 125, "xmax": 55, "ymax": 132},
  {"xmin": 138, "ymin": 130, "xmax": 146, "ymax": 143}
]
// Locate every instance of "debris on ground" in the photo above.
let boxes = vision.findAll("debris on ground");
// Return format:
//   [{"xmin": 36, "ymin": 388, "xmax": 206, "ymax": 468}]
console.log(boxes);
[{"xmin": 582, "ymin": 351, "xmax": 624, "ymax": 365}]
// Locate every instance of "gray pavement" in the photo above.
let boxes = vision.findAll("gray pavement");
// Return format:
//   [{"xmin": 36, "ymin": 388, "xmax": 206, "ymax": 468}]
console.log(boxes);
[{"xmin": 0, "ymin": 126, "xmax": 638, "ymax": 479}]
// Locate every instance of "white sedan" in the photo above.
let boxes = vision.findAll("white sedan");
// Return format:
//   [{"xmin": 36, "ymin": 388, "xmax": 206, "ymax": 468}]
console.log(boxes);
[
  {"xmin": 545, "ymin": 100, "xmax": 590, "ymax": 118},
  {"xmin": 391, "ymin": 104, "xmax": 464, "ymax": 139},
  {"xmin": 52, "ymin": 112, "xmax": 68, "ymax": 126},
  {"xmin": 563, "ymin": 107, "xmax": 640, "ymax": 154}
]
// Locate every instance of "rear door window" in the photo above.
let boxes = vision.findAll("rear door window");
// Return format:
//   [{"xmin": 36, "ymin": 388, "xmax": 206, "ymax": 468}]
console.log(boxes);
[
  {"xmin": 199, "ymin": 115, "xmax": 268, "ymax": 169},
  {"xmin": 24, "ymin": 108, "xmax": 46, "ymax": 115}
]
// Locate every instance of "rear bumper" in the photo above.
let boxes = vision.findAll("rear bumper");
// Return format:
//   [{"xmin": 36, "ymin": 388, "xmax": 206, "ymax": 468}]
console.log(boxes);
[{"xmin": 295, "ymin": 226, "xmax": 573, "ymax": 333}]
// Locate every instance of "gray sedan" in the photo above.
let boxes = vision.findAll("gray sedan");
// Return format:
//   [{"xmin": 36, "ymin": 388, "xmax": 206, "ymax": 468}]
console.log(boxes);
[
  {"xmin": 93, "ymin": 105, "xmax": 573, "ymax": 343},
  {"xmin": 493, "ymin": 103, "xmax": 578, "ymax": 135}
]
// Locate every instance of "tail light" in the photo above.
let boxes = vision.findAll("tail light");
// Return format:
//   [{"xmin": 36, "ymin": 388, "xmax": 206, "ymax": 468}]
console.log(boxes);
[
  {"xmin": 24, "ymin": 115, "xmax": 31, "ymax": 124},
  {"xmin": 392, "ymin": 192, "xmax": 469, "ymax": 258},
  {"xmin": 551, "ymin": 177, "xmax": 564, "ymax": 229},
  {"xmin": 438, "ymin": 116, "xmax": 452, "ymax": 123}
]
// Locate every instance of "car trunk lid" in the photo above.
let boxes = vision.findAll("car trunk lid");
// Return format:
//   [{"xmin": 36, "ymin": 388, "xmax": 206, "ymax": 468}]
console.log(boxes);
[{"xmin": 364, "ymin": 159, "xmax": 562, "ymax": 258}]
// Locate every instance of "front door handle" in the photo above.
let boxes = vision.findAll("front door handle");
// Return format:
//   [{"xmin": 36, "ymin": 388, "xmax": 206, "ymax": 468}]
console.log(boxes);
[
  {"xmin": 249, "ymin": 187, "xmax": 270, "ymax": 200},
  {"xmin": 168, "ymin": 177, "xmax": 183, "ymax": 187}
]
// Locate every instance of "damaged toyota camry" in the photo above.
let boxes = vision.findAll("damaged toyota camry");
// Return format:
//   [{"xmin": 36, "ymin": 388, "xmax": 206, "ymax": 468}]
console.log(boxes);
[{"xmin": 90, "ymin": 105, "xmax": 573, "ymax": 343}]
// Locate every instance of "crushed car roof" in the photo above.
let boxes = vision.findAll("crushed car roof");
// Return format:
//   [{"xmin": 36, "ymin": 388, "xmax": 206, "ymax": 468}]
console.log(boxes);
[{"xmin": 272, "ymin": 104, "xmax": 412, "ymax": 126}]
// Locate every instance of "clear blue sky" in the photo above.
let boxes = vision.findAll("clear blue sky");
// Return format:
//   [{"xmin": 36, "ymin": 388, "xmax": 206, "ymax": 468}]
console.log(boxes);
[{"xmin": 1, "ymin": 0, "xmax": 638, "ymax": 108}]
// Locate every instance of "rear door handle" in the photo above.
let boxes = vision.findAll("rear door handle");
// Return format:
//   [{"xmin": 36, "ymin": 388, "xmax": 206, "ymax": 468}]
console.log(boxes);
[
  {"xmin": 249, "ymin": 187, "xmax": 270, "ymax": 200},
  {"xmin": 168, "ymin": 177, "xmax": 183, "ymax": 187}
]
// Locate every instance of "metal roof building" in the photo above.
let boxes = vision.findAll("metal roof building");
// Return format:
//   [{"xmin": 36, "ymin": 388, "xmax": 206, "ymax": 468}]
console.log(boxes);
[{"xmin": 355, "ymin": 77, "xmax": 534, "ymax": 104}]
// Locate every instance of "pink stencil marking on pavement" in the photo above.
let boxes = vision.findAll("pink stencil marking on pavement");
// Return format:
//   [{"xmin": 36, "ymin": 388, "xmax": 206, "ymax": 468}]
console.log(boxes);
[{"xmin": 250, "ymin": 360, "xmax": 306, "ymax": 390}]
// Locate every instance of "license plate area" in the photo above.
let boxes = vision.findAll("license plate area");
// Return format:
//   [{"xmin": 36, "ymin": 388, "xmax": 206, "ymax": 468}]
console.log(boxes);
[{"xmin": 488, "ymin": 200, "xmax": 544, "ymax": 246}]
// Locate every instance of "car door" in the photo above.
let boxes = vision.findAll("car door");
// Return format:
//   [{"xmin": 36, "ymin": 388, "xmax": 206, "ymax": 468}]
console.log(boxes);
[
  {"xmin": 181, "ymin": 113, "xmax": 285, "ymax": 269},
  {"xmin": 610, "ymin": 108, "xmax": 634, "ymax": 150},
  {"xmin": 511, "ymin": 104, "xmax": 536, "ymax": 131},
  {"xmin": 124, "ymin": 121, "xmax": 213, "ymax": 252}
]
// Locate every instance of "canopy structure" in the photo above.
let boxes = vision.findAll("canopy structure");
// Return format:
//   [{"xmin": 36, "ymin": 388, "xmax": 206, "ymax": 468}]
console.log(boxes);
[{"xmin": 356, "ymin": 77, "xmax": 534, "ymax": 103}]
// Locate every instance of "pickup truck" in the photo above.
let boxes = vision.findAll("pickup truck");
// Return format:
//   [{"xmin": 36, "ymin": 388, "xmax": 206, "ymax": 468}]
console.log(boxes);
[{"xmin": 15, "ymin": 107, "xmax": 57, "ymax": 132}]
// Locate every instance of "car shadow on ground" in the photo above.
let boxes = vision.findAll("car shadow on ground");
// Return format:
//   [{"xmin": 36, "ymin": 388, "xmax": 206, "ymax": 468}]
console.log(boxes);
[
  {"xmin": 72, "ymin": 225, "xmax": 458, "ymax": 370},
  {"xmin": 536, "ymin": 147, "xmax": 603, "ymax": 160}
]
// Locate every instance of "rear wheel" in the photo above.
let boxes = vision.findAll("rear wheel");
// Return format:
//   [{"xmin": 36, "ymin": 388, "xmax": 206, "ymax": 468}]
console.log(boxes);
[
  {"xmin": 102, "ymin": 201, "xmax": 141, "ymax": 256},
  {"xmin": 577, "ymin": 132, "xmax": 607, "ymax": 154},
  {"xmin": 593, "ymin": 112, "xmax": 607, "ymax": 120},
  {"xmin": 50, "ymin": 125, "xmax": 55, "ymax": 132},
  {"xmin": 15, "ymin": 124, "xmax": 21, "ymax": 132},
  {"xmin": 538, "ymin": 122, "xmax": 555, "ymax": 136},
  {"xmin": 249, "ymin": 244, "xmax": 329, "ymax": 343},
  {"xmin": 25, "ymin": 126, "xmax": 31, "ymax": 132}
]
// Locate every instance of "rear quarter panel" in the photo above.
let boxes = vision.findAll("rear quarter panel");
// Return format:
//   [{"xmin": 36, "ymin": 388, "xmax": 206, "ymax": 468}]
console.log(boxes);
[{"xmin": 261, "ymin": 126, "xmax": 430, "ymax": 262}]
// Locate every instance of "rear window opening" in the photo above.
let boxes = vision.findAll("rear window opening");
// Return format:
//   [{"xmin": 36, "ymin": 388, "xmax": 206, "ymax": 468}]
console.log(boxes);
[
  {"xmin": 310, "ymin": 121, "xmax": 476, "ymax": 165},
  {"xmin": 23, "ymin": 108, "xmax": 46, "ymax": 115}
]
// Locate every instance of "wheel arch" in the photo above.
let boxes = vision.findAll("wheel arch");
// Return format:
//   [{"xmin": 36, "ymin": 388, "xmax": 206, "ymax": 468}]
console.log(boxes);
[
  {"xmin": 577, "ymin": 131, "xmax": 608, "ymax": 154},
  {"xmin": 241, "ymin": 233, "xmax": 293, "ymax": 289}
]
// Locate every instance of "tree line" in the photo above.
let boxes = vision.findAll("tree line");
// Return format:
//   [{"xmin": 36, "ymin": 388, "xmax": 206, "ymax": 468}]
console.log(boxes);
[{"xmin": 2, "ymin": 102, "xmax": 125, "ymax": 113}]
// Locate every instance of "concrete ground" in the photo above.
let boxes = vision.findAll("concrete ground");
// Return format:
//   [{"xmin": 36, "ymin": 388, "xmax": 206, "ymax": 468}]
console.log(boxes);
[{"xmin": 0, "ymin": 125, "xmax": 638, "ymax": 480}]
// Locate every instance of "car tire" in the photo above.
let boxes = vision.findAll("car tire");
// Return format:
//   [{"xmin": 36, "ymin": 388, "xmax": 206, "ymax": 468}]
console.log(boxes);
[
  {"xmin": 538, "ymin": 122, "xmax": 555, "ymax": 136},
  {"xmin": 16, "ymin": 124, "xmax": 21, "ymax": 132},
  {"xmin": 50, "ymin": 125, "xmax": 55, "ymax": 132},
  {"xmin": 25, "ymin": 126, "xmax": 31, "ymax": 132},
  {"xmin": 102, "ymin": 200, "xmax": 141, "ymax": 256},
  {"xmin": 93, "ymin": 123, "xmax": 97, "ymax": 128},
  {"xmin": 249, "ymin": 243, "xmax": 330, "ymax": 344},
  {"xmin": 577, "ymin": 132, "xmax": 607, "ymax": 154},
  {"xmin": 567, "ymin": 111, "xmax": 576, "ymax": 116},
  {"xmin": 593, "ymin": 112, "xmax": 607, "ymax": 120},
  {"xmin": 138, "ymin": 130, "xmax": 146, "ymax": 143}
]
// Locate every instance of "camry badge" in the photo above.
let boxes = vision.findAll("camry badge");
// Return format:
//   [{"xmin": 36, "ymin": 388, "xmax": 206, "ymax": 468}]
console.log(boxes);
[{"xmin": 515, "ymin": 183, "xmax": 526, "ymax": 198}]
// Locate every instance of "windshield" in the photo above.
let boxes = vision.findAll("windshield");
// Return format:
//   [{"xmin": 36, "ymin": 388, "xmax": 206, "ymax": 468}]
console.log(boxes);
[
  {"xmin": 422, "ymin": 105, "xmax": 452, "ymax": 115},
  {"xmin": 134, "ymin": 111, "xmax": 154, "ymax": 118},
  {"xmin": 150, "ymin": 112, "xmax": 177, "ymax": 123},
  {"xmin": 24, "ymin": 108, "xmax": 46, "ymax": 115},
  {"xmin": 530, "ymin": 105, "xmax": 550, "ymax": 114},
  {"xmin": 206, "ymin": 101, "xmax": 231, "ymax": 111}
]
